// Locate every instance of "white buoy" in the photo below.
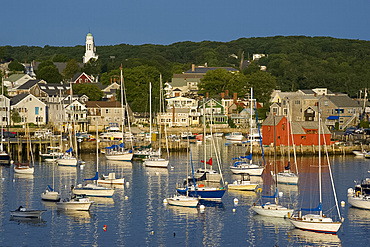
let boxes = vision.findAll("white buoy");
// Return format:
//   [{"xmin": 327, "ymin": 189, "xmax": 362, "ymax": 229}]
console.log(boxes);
[
  {"xmin": 126, "ymin": 181, "xmax": 130, "ymax": 187},
  {"xmin": 151, "ymin": 231, "xmax": 154, "ymax": 235},
  {"xmin": 225, "ymin": 181, "xmax": 228, "ymax": 185},
  {"xmin": 125, "ymin": 196, "xmax": 128, "ymax": 200},
  {"xmin": 200, "ymin": 205, "xmax": 205, "ymax": 212},
  {"xmin": 279, "ymin": 192, "xmax": 284, "ymax": 197},
  {"xmin": 232, "ymin": 208, "xmax": 236, "ymax": 213},
  {"xmin": 341, "ymin": 201, "xmax": 345, "ymax": 207},
  {"xmin": 1, "ymin": 178, "xmax": 4, "ymax": 181},
  {"xmin": 12, "ymin": 179, "xmax": 15, "ymax": 182},
  {"xmin": 233, "ymin": 198, "xmax": 239, "ymax": 205},
  {"xmin": 170, "ymin": 166, "xmax": 174, "ymax": 169},
  {"xmin": 163, "ymin": 198, "xmax": 168, "ymax": 204},
  {"xmin": 80, "ymin": 165, "xmax": 84, "ymax": 169},
  {"xmin": 155, "ymin": 172, "xmax": 159, "ymax": 175}
]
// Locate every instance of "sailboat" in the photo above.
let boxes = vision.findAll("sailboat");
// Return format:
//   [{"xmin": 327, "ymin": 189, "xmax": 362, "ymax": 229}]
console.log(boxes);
[
  {"xmin": 230, "ymin": 88, "xmax": 264, "ymax": 176},
  {"xmin": 193, "ymin": 99, "xmax": 221, "ymax": 182},
  {"xmin": 251, "ymin": 115, "xmax": 294, "ymax": 218},
  {"xmin": 289, "ymin": 107, "xmax": 343, "ymax": 233},
  {"xmin": 14, "ymin": 122, "xmax": 34, "ymax": 174},
  {"xmin": 40, "ymin": 156, "xmax": 60, "ymax": 201},
  {"xmin": 73, "ymin": 120, "xmax": 115, "ymax": 198},
  {"xmin": 167, "ymin": 132, "xmax": 199, "ymax": 208},
  {"xmin": 105, "ymin": 67, "xmax": 133, "ymax": 162},
  {"xmin": 271, "ymin": 105, "xmax": 299, "ymax": 185},
  {"xmin": 0, "ymin": 125, "xmax": 10, "ymax": 165},
  {"xmin": 177, "ymin": 99, "xmax": 226, "ymax": 200},
  {"xmin": 57, "ymin": 87, "xmax": 77, "ymax": 166},
  {"xmin": 144, "ymin": 77, "xmax": 169, "ymax": 168}
]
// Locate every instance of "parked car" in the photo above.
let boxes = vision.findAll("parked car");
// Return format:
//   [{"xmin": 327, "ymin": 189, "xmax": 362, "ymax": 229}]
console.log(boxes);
[{"xmin": 345, "ymin": 127, "xmax": 356, "ymax": 135}]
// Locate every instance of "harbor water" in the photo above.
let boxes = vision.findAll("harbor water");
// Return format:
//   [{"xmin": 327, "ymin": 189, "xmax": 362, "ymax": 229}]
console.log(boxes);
[{"xmin": 0, "ymin": 140, "xmax": 369, "ymax": 246}]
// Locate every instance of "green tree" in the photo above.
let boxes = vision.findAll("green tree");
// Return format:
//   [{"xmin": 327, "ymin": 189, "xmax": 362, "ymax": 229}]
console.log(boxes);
[
  {"xmin": 63, "ymin": 59, "xmax": 80, "ymax": 80},
  {"xmin": 82, "ymin": 58, "xmax": 101, "ymax": 77},
  {"xmin": 246, "ymin": 71, "xmax": 277, "ymax": 105},
  {"xmin": 36, "ymin": 61, "xmax": 63, "ymax": 83},
  {"xmin": 72, "ymin": 83, "xmax": 104, "ymax": 101},
  {"xmin": 8, "ymin": 60, "xmax": 24, "ymax": 72},
  {"xmin": 11, "ymin": 109, "xmax": 21, "ymax": 124}
]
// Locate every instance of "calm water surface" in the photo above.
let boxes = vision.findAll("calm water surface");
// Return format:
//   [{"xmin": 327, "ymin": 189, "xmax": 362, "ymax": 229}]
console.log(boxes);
[{"xmin": 0, "ymin": 141, "xmax": 369, "ymax": 246}]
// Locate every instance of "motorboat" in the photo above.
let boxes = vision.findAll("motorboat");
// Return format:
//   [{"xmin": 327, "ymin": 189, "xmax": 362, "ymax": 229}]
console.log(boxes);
[
  {"xmin": 40, "ymin": 147, "xmax": 63, "ymax": 162},
  {"xmin": 57, "ymin": 194, "xmax": 94, "ymax": 211},
  {"xmin": 347, "ymin": 187, "xmax": 370, "ymax": 210},
  {"xmin": 228, "ymin": 174, "xmax": 258, "ymax": 191},
  {"xmin": 225, "ymin": 132, "xmax": 243, "ymax": 141},
  {"xmin": 10, "ymin": 206, "xmax": 46, "ymax": 218},
  {"xmin": 353, "ymin": 150, "xmax": 367, "ymax": 156}
]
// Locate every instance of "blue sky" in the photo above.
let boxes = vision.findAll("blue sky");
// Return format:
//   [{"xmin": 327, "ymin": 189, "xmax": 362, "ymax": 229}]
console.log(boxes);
[{"xmin": 2, "ymin": 0, "xmax": 369, "ymax": 47}]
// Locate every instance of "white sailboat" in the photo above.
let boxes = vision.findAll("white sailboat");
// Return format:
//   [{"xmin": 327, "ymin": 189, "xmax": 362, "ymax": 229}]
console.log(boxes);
[
  {"xmin": 144, "ymin": 77, "xmax": 169, "ymax": 168},
  {"xmin": 105, "ymin": 67, "xmax": 133, "ymax": 161},
  {"xmin": 41, "ymin": 157, "xmax": 60, "ymax": 201},
  {"xmin": 289, "ymin": 107, "xmax": 343, "ymax": 233},
  {"xmin": 271, "ymin": 102, "xmax": 299, "ymax": 185},
  {"xmin": 14, "ymin": 123, "xmax": 34, "ymax": 174},
  {"xmin": 73, "ymin": 121, "xmax": 115, "ymax": 198},
  {"xmin": 230, "ymin": 88, "xmax": 264, "ymax": 176},
  {"xmin": 252, "ymin": 115, "xmax": 294, "ymax": 218}
]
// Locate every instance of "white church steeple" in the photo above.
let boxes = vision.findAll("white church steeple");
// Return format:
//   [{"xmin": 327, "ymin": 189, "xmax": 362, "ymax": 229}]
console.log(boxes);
[{"xmin": 83, "ymin": 33, "xmax": 98, "ymax": 63}]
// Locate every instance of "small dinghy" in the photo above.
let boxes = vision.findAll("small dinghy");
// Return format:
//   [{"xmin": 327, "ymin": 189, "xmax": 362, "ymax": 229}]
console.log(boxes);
[{"xmin": 10, "ymin": 206, "xmax": 46, "ymax": 218}]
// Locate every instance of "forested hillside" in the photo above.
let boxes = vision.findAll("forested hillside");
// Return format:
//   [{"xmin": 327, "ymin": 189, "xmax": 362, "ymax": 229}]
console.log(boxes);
[{"xmin": 1, "ymin": 36, "xmax": 370, "ymax": 98}]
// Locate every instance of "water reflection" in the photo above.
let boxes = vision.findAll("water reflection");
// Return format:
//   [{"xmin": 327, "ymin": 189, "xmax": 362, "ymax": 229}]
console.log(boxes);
[
  {"xmin": 290, "ymin": 229, "xmax": 341, "ymax": 246},
  {"xmin": 91, "ymin": 197, "xmax": 114, "ymax": 206},
  {"xmin": 57, "ymin": 210, "xmax": 91, "ymax": 223},
  {"xmin": 348, "ymin": 207, "xmax": 370, "ymax": 225},
  {"xmin": 9, "ymin": 217, "xmax": 47, "ymax": 226},
  {"xmin": 14, "ymin": 173, "xmax": 34, "ymax": 180},
  {"xmin": 252, "ymin": 214, "xmax": 292, "ymax": 227},
  {"xmin": 165, "ymin": 204, "xmax": 199, "ymax": 216},
  {"xmin": 41, "ymin": 200, "xmax": 58, "ymax": 210}
]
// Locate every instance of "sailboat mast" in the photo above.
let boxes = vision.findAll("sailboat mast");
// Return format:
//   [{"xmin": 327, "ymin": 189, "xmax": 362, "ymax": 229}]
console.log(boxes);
[
  {"xmin": 120, "ymin": 68, "xmax": 125, "ymax": 143},
  {"xmin": 96, "ymin": 118, "xmax": 99, "ymax": 176},
  {"xmin": 149, "ymin": 82, "xmax": 152, "ymax": 147},
  {"xmin": 318, "ymin": 102, "xmax": 322, "ymax": 216},
  {"xmin": 287, "ymin": 100, "xmax": 290, "ymax": 162},
  {"xmin": 273, "ymin": 115, "xmax": 277, "ymax": 189},
  {"xmin": 250, "ymin": 88, "xmax": 253, "ymax": 165},
  {"xmin": 203, "ymin": 99, "xmax": 206, "ymax": 170},
  {"xmin": 121, "ymin": 67, "xmax": 133, "ymax": 148}
]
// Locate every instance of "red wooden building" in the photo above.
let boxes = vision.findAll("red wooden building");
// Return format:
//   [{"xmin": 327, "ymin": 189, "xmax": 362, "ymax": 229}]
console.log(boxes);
[
  {"xmin": 262, "ymin": 115, "xmax": 331, "ymax": 146},
  {"xmin": 72, "ymin": 72, "xmax": 93, "ymax": 84}
]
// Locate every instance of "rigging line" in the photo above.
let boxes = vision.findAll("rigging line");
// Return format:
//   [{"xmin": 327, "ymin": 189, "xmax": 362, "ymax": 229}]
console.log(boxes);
[{"xmin": 252, "ymin": 92, "xmax": 265, "ymax": 166}]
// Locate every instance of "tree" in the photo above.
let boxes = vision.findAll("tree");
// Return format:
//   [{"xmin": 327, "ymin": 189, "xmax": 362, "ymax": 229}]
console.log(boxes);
[
  {"xmin": 36, "ymin": 60, "xmax": 63, "ymax": 83},
  {"xmin": 63, "ymin": 59, "xmax": 80, "ymax": 80},
  {"xmin": 8, "ymin": 60, "xmax": 24, "ymax": 72},
  {"xmin": 82, "ymin": 58, "xmax": 101, "ymax": 77},
  {"xmin": 11, "ymin": 109, "xmax": 21, "ymax": 124},
  {"xmin": 72, "ymin": 83, "xmax": 104, "ymax": 101},
  {"xmin": 246, "ymin": 71, "xmax": 277, "ymax": 105}
]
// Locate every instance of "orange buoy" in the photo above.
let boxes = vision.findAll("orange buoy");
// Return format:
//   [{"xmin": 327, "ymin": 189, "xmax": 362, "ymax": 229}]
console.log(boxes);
[{"xmin": 103, "ymin": 224, "xmax": 107, "ymax": 232}]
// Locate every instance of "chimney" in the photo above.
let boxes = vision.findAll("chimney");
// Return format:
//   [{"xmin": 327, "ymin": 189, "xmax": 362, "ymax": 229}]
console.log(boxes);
[
  {"xmin": 110, "ymin": 95, "xmax": 116, "ymax": 101},
  {"xmin": 33, "ymin": 60, "xmax": 35, "ymax": 67},
  {"xmin": 225, "ymin": 90, "xmax": 229, "ymax": 96},
  {"xmin": 191, "ymin": 64, "xmax": 195, "ymax": 72},
  {"xmin": 221, "ymin": 92, "xmax": 225, "ymax": 99},
  {"xmin": 110, "ymin": 78, "xmax": 112, "ymax": 84},
  {"xmin": 233, "ymin": 92, "xmax": 237, "ymax": 104},
  {"xmin": 206, "ymin": 92, "xmax": 209, "ymax": 98}
]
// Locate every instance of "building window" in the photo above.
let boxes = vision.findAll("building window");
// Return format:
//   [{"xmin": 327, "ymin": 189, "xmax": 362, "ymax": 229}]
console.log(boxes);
[
  {"xmin": 301, "ymin": 136, "xmax": 306, "ymax": 140},
  {"xmin": 295, "ymin": 100, "xmax": 300, "ymax": 105},
  {"xmin": 324, "ymin": 100, "xmax": 328, "ymax": 106},
  {"xmin": 35, "ymin": 107, "xmax": 39, "ymax": 115}
]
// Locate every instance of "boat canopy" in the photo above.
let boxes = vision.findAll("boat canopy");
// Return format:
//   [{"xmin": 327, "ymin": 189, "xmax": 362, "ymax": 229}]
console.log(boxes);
[
  {"xmin": 262, "ymin": 189, "xmax": 278, "ymax": 199},
  {"xmin": 301, "ymin": 202, "xmax": 322, "ymax": 212},
  {"xmin": 85, "ymin": 172, "xmax": 99, "ymax": 181},
  {"xmin": 66, "ymin": 147, "xmax": 73, "ymax": 153}
]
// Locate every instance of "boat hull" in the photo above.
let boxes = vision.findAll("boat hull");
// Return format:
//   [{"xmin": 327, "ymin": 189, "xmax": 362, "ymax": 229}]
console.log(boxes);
[
  {"xmin": 228, "ymin": 183, "xmax": 258, "ymax": 191},
  {"xmin": 230, "ymin": 166, "xmax": 264, "ymax": 176},
  {"xmin": 10, "ymin": 210, "xmax": 46, "ymax": 218},
  {"xmin": 348, "ymin": 194, "xmax": 370, "ymax": 210},
  {"xmin": 0, "ymin": 152, "xmax": 10, "ymax": 164},
  {"xmin": 57, "ymin": 201, "xmax": 93, "ymax": 211},
  {"xmin": 252, "ymin": 205, "xmax": 293, "ymax": 218},
  {"xmin": 144, "ymin": 159, "xmax": 169, "ymax": 168},
  {"xmin": 57, "ymin": 157, "xmax": 78, "ymax": 166},
  {"xmin": 167, "ymin": 196, "xmax": 199, "ymax": 208},
  {"xmin": 272, "ymin": 172, "xmax": 299, "ymax": 185},
  {"xmin": 14, "ymin": 166, "xmax": 34, "ymax": 174},
  {"xmin": 41, "ymin": 191, "xmax": 60, "ymax": 202},
  {"xmin": 73, "ymin": 186, "xmax": 115, "ymax": 198},
  {"xmin": 289, "ymin": 215, "xmax": 342, "ymax": 233},
  {"xmin": 177, "ymin": 187, "xmax": 226, "ymax": 200},
  {"xmin": 105, "ymin": 153, "xmax": 133, "ymax": 161},
  {"xmin": 97, "ymin": 178, "xmax": 125, "ymax": 185}
]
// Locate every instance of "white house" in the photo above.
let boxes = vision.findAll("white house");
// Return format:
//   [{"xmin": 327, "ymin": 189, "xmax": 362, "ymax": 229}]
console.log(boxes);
[
  {"xmin": 10, "ymin": 93, "xmax": 47, "ymax": 125},
  {"xmin": 0, "ymin": 95, "xmax": 10, "ymax": 126}
]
